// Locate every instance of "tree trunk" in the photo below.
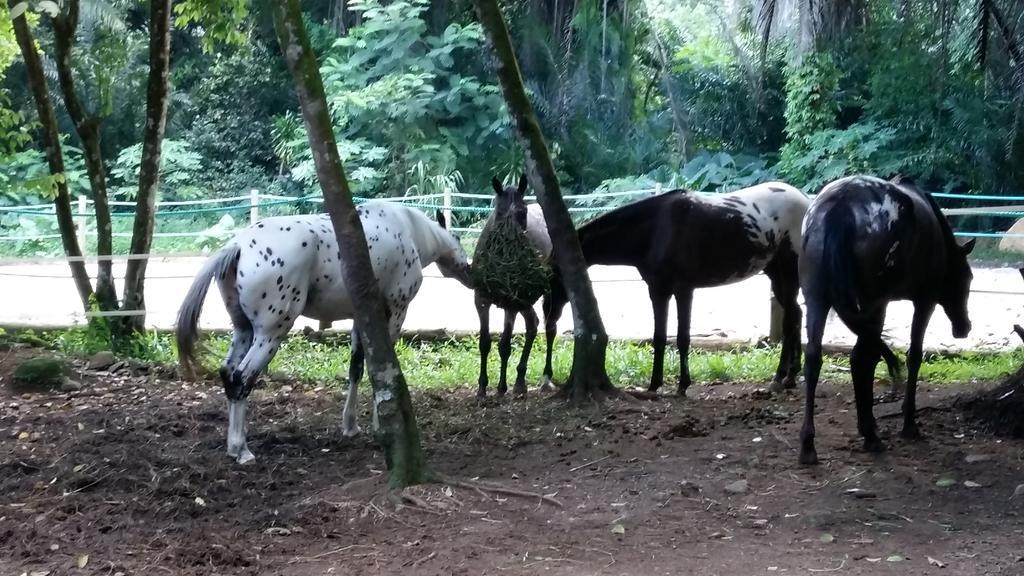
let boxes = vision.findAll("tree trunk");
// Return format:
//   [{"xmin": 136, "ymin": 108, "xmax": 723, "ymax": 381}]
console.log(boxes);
[
  {"xmin": 52, "ymin": 0, "xmax": 118, "ymax": 312},
  {"xmin": 9, "ymin": 0, "xmax": 94, "ymax": 310},
  {"xmin": 472, "ymin": 0, "xmax": 614, "ymax": 401},
  {"xmin": 644, "ymin": 4, "xmax": 692, "ymax": 160},
  {"xmin": 120, "ymin": 0, "xmax": 173, "ymax": 334},
  {"xmin": 426, "ymin": 0, "xmax": 448, "ymax": 36},
  {"xmin": 271, "ymin": 0, "xmax": 428, "ymax": 489}
]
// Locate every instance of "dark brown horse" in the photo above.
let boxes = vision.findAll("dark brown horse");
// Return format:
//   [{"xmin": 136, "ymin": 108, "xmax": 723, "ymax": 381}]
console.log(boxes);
[
  {"xmin": 542, "ymin": 182, "xmax": 810, "ymax": 395},
  {"xmin": 798, "ymin": 175, "xmax": 975, "ymax": 465}
]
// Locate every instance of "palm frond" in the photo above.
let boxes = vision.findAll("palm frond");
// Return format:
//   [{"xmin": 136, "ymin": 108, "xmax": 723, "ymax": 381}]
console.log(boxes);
[
  {"xmin": 975, "ymin": 0, "xmax": 992, "ymax": 67},
  {"xmin": 79, "ymin": 0, "xmax": 126, "ymax": 33}
]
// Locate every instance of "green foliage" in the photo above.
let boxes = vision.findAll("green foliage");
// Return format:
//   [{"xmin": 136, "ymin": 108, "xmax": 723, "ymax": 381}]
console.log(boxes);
[
  {"xmin": 110, "ymin": 139, "xmax": 205, "ymax": 201},
  {"xmin": 678, "ymin": 151, "xmax": 778, "ymax": 191},
  {"xmin": 779, "ymin": 121, "xmax": 905, "ymax": 192},
  {"xmin": 280, "ymin": 0, "xmax": 506, "ymax": 196},
  {"xmin": 778, "ymin": 51, "xmax": 841, "ymax": 186},
  {"xmin": 173, "ymin": 0, "xmax": 249, "ymax": 52}
]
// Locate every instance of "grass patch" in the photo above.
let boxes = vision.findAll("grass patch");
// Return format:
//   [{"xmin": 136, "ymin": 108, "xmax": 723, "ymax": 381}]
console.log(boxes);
[{"xmin": 9, "ymin": 326, "xmax": 1022, "ymax": 390}]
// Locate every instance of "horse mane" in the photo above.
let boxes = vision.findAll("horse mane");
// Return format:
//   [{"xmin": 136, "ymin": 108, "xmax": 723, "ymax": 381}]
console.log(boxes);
[
  {"xmin": 581, "ymin": 188, "xmax": 686, "ymax": 231},
  {"xmin": 895, "ymin": 180, "xmax": 958, "ymax": 251}
]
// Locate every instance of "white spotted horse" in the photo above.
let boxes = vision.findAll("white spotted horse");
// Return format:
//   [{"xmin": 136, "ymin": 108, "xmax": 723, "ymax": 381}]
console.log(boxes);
[
  {"xmin": 176, "ymin": 201, "xmax": 472, "ymax": 464},
  {"xmin": 542, "ymin": 182, "xmax": 811, "ymax": 395},
  {"xmin": 475, "ymin": 175, "xmax": 553, "ymax": 397},
  {"xmin": 798, "ymin": 175, "xmax": 974, "ymax": 465}
]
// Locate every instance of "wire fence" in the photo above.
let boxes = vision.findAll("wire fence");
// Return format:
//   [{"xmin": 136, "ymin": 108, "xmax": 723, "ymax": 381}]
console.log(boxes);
[
  {"xmin": 3, "ymin": 185, "xmax": 1024, "ymax": 325},
  {"xmin": 6, "ymin": 184, "xmax": 1024, "ymax": 243}
]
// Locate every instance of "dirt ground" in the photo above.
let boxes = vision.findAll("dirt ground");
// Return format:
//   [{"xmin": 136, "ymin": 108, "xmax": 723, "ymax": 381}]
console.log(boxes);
[{"xmin": 1, "ymin": 347, "xmax": 1023, "ymax": 576}]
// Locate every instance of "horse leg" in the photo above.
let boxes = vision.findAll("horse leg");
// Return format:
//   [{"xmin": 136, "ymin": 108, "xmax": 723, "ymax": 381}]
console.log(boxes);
[
  {"xmin": 475, "ymin": 292, "xmax": 492, "ymax": 398},
  {"xmin": 513, "ymin": 306, "xmax": 539, "ymax": 396},
  {"xmin": 342, "ymin": 328, "xmax": 365, "ymax": 437},
  {"xmin": 880, "ymin": 343, "xmax": 904, "ymax": 397},
  {"xmin": 766, "ymin": 251, "xmax": 801, "ymax": 391},
  {"xmin": 224, "ymin": 271, "xmax": 307, "ymax": 464},
  {"xmin": 648, "ymin": 283, "xmax": 671, "ymax": 393},
  {"xmin": 901, "ymin": 303, "xmax": 934, "ymax": 439},
  {"xmin": 850, "ymin": 312, "xmax": 886, "ymax": 454},
  {"xmin": 540, "ymin": 294, "xmax": 558, "ymax": 391},
  {"xmin": 497, "ymin": 309, "xmax": 515, "ymax": 396},
  {"xmin": 673, "ymin": 286, "xmax": 694, "ymax": 396},
  {"xmin": 800, "ymin": 298, "xmax": 829, "ymax": 465},
  {"xmin": 218, "ymin": 277, "xmax": 254, "ymax": 388},
  {"xmin": 226, "ymin": 325, "xmax": 290, "ymax": 464}
]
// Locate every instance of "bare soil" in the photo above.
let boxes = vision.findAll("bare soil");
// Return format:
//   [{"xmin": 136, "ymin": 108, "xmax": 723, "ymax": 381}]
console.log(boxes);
[{"xmin": 1, "ymin": 346, "xmax": 1023, "ymax": 576}]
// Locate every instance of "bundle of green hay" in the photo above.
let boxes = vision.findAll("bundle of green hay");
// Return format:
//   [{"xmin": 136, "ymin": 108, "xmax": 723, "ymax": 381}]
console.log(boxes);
[{"xmin": 472, "ymin": 214, "xmax": 552, "ymax": 310}]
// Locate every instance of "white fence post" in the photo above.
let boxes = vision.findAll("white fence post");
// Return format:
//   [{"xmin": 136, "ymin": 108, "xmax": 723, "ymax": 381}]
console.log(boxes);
[
  {"xmin": 77, "ymin": 195, "xmax": 87, "ymax": 252},
  {"xmin": 443, "ymin": 187, "xmax": 453, "ymax": 227},
  {"xmin": 250, "ymin": 189, "xmax": 260, "ymax": 225}
]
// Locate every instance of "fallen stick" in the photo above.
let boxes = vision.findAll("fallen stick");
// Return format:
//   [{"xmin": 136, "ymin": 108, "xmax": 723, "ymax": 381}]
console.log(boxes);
[{"xmin": 440, "ymin": 476, "xmax": 563, "ymax": 508}]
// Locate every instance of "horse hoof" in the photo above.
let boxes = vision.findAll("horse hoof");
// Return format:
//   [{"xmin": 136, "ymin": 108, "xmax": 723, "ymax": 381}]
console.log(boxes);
[
  {"xmin": 863, "ymin": 437, "xmax": 886, "ymax": 453},
  {"xmin": 496, "ymin": 386, "xmax": 508, "ymax": 397},
  {"xmin": 538, "ymin": 377, "xmax": 556, "ymax": 392},
  {"xmin": 343, "ymin": 424, "xmax": 362, "ymax": 438},
  {"xmin": 900, "ymin": 425, "xmax": 922, "ymax": 440},
  {"xmin": 799, "ymin": 448, "xmax": 819, "ymax": 465},
  {"xmin": 675, "ymin": 386, "xmax": 688, "ymax": 397},
  {"xmin": 512, "ymin": 385, "xmax": 527, "ymax": 397},
  {"xmin": 231, "ymin": 447, "xmax": 255, "ymax": 465}
]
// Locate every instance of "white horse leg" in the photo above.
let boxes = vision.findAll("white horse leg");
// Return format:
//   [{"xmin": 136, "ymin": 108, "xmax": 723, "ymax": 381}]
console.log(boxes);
[
  {"xmin": 226, "ymin": 398, "xmax": 254, "ymax": 464},
  {"xmin": 224, "ymin": 325, "xmax": 290, "ymax": 464}
]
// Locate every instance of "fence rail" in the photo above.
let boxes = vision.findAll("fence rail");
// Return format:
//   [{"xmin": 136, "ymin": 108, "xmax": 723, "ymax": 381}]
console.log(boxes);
[{"xmin": 4, "ymin": 185, "xmax": 1024, "ymax": 247}]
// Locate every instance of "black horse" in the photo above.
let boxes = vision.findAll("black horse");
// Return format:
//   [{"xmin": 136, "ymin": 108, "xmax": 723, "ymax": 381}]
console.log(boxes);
[
  {"xmin": 542, "ymin": 182, "xmax": 811, "ymax": 395},
  {"xmin": 798, "ymin": 175, "xmax": 975, "ymax": 465}
]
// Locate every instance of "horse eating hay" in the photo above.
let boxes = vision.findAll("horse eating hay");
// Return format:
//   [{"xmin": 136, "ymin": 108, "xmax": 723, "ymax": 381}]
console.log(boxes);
[
  {"xmin": 175, "ymin": 201, "xmax": 472, "ymax": 464},
  {"xmin": 473, "ymin": 175, "xmax": 552, "ymax": 397}
]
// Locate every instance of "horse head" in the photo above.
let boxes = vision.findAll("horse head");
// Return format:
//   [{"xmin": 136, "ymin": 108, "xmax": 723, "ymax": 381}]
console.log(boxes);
[
  {"xmin": 431, "ymin": 209, "xmax": 473, "ymax": 289},
  {"xmin": 491, "ymin": 174, "xmax": 529, "ymax": 230},
  {"xmin": 940, "ymin": 237, "xmax": 975, "ymax": 338}
]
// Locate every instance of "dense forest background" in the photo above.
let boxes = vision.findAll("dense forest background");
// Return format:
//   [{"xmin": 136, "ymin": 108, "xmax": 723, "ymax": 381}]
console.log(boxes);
[{"xmin": 1, "ymin": 0, "xmax": 1023, "ymax": 215}]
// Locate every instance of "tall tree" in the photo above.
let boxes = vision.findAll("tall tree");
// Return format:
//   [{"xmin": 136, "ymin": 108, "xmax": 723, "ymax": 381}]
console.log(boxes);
[
  {"xmin": 9, "ymin": 0, "xmax": 94, "ymax": 309},
  {"xmin": 270, "ymin": 0, "xmax": 428, "ymax": 488},
  {"xmin": 51, "ymin": 0, "xmax": 118, "ymax": 311},
  {"xmin": 121, "ymin": 0, "xmax": 173, "ymax": 333},
  {"xmin": 472, "ymin": 0, "xmax": 614, "ymax": 401}
]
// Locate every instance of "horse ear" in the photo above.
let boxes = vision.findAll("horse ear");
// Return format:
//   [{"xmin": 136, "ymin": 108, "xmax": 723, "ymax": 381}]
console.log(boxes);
[
  {"xmin": 517, "ymin": 173, "xmax": 528, "ymax": 197},
  {"xmin": 960, "ymin": 238, "xmax": 976, "ymax": 255},
  {"xmin": 491, "ymin": 177, "xmax": 503, "ymax": 195},
  {"xmin": 435, "ymin": 209, "xmax": 447, "ymax": 229}
]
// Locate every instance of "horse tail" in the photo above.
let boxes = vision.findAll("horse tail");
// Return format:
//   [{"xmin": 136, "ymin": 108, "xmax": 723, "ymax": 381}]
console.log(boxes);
[
  {"xmin": 821, "ymin": 204, "xmax": 905, "ymax": 379},
  {"xmin": 176, "ymin": 244, "xmax": 241, "ymax": 378},
  {"xmin": 820, "ymin": 204, "xmax": 862, "ymax": 326}
]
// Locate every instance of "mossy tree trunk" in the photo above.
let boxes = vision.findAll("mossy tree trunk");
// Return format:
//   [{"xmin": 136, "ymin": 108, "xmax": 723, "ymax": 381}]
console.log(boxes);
[
  {"xmin": 51, "ymin": 0, "xmax": 117, "ymax": 311},
  {"xmin": 121, "ymin": 0, "xmax": 173, "ymax": 334},
  {"xmin": 9, "ymin": 0, "xmax": 94, "ymax": 310},
  {"xmin": 271, "ymin": 0, "xmax": 428, "ymax": 488},
  {"xmin": 472, "ymin": 0, "xmax": 614, "ymax": 402}
]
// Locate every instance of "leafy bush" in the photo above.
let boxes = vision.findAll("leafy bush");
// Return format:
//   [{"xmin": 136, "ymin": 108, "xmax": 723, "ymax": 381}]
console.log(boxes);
[{"xmin": 110, "ymin": 139, "xmax": 205, "ymax": 201}]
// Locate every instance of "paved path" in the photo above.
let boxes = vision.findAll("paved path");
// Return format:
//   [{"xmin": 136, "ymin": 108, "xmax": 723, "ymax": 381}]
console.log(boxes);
[{"xmin": 2, "ymin": 258, "xmax": 1023, "ymax": 352}]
